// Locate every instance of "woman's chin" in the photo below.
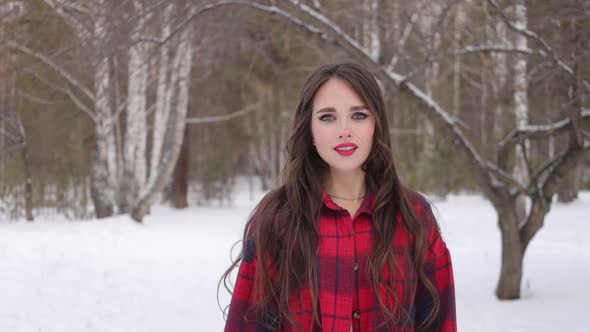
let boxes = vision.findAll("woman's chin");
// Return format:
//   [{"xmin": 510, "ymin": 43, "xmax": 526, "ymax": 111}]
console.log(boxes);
[{"xmin": 327, "ymin": 164, "xmax": 365, "ymax": 174}]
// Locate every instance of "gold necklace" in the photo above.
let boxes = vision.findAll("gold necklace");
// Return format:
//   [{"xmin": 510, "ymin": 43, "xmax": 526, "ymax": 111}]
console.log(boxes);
[{"xmin": 328, "ymin": 193, "xmax": 366, "ymax": 201}]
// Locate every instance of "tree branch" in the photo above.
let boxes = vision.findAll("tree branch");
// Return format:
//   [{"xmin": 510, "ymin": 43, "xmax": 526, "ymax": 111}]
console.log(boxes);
[
  {"xmin": 497, "ymin": 112, "xmax": 590, "ymax": 176},
  {"xmin": 401, "ymin": 45, "xmax": 547, "ymax": 83},
  {"xmin": 485, "ymin": 161, "xmax": 526, "ymax": 194},
  {"xmin": 21, "ymin": 67, "xmax": 96, "ymax": 122},
  {"xmin": 486, "ymin": 0, "xmax": 590, "ymax": 93},
  {"xmin": 18, "ymin": 90, "xmax": 57, "ymax": 106},
  {"xmin": 41, "ymin": 0, "xmax": 92, "ymax": 40},
  {"xmin": 8, "ymin": 41, "xmax": 95, "ymax": 102},
  {"xmin": 0, "ymin": 125, "xmax": 21, "ymax": 143},
  {"xmin": 520, "ymin": 143, "xmax": 590, "ymax": 249},
  {"xmin": 186, "ymin": 103, "xmax": 259, "ymax": 125},
  {"xmin": 388, "ymin": 12, "xmax": 418, "ymax": 71}
]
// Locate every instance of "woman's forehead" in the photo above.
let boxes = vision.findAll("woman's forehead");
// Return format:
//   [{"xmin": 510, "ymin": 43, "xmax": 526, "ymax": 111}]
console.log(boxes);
[{"xmin": 312, "ymin": 78, "xmax": 366, "ymax": 110}]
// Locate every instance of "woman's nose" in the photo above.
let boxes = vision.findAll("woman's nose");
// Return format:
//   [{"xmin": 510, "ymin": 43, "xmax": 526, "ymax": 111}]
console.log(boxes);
[{"xmin": 338, "ymin": 121, "xmax": 352, "ymax": 139}]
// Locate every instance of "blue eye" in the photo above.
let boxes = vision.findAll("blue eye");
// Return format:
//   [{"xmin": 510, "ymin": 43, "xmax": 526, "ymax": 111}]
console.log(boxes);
[
  {"xmin": 319, "ymin": 114, "xmax": 335, "ymax": 121},
  {"xmin": 352, "ymin": 112, "xmax": 368, "ymax": 120}
]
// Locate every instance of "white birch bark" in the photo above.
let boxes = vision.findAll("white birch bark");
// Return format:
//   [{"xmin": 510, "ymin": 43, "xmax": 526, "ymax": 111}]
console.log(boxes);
[
  {"xmin": 362, "ymin": 0, "xmax": 380, "ymax": 62},
  {"xmin": 492, "ymin": 20, "xmax": 509, "ymax": 140},
  {"xmin": 511, "ymin": 0, "xmax": 530, "ymax": 226},
  {"xmin": 30, "ymin": 1, "xmax": 117, "ymax": 218},
  {"xmin": 132, "ymin": 5, "xmax": 194, "ymax": 222},
  {"xmin": 417, "ymin": 3, "xmax": 440, "ymax": 183},
  {"xmin": 150, "ymin": 3, "xmax": 175, "ymax": 178},
  {"xmin": 122, "ymin": 1, "xmax": 150, "ymax": 211},
  {"xmin": 90, "ymin": 1, "xmax": 116, "ymax": 217}
]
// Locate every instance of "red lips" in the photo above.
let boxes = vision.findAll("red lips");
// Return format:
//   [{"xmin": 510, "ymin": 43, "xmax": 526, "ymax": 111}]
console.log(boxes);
[{"xmin": 333, "ymin": 143, "xmax": 358, "ymax": 156}]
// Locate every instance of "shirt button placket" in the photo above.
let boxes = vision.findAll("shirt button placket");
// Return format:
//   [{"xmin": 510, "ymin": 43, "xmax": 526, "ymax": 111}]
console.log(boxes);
[{"xmin": 352, "ymin": 310, "xmax": 361, "ymax": 320}]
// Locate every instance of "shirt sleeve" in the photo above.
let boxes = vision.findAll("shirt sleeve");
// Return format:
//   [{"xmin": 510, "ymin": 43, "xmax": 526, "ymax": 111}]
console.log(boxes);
[
  {"xmin": 415, "ymin": 201, "xmax": 457, "ymax": 332},
  {"xmin": 224, "ymin": 239, "xmax": 259, "ymax": 332}
]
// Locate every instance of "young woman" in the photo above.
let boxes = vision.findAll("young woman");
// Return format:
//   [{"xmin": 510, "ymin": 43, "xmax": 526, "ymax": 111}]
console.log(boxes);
[{"xmin": 221, "ymin": 62, "xmax": 456, "ymax": 331}]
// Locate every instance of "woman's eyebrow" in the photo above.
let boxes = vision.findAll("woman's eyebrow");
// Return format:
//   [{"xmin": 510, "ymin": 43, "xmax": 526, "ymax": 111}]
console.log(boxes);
[{"xmin": 315, "ymin": 105, "xmax": 368, "ymax": 113}]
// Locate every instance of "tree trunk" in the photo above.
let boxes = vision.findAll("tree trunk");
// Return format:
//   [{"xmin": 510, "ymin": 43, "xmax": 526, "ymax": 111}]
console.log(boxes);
[
  {"xmin": 495, "ymin": 205, "xmax": 524, "ymax": 299},
  {"xmin": 131, "ymin": 9, "xmax": 194, "ymax": 222},
  {"xmin": 172, "ymin": 127, "xmax": 189, "ymax": 209},
  {"xmin": 121, "ymin": 2, "xmax": 150, "ymax": 212},
  {"xmin": 91, "ymin": 116, "xmax": 115, "ymax": 218},
  {"xmin": 453, "ymin": 4, "xmax": 463, "ymax": 118},
  {"xmin": 417, "ymin": 5, "xmax": 440, "ymax": 189},
  {"xmin": 490, "ymin": 4, "xmax": 508, "ymax": 142},
  {"xmin": 12, "ymin": 54, "xmax": 33, "ymax": 221},
  {"xmin": 20, "ymin": 142, "xmax": 34, "ymax": 221},
  {"xmin": 90, "ymin": 4, "xmax": 116, "ymax": 218},
  {"xmin": 511, "ymin": 0, "xmax": 529, "ymax": 227},
  {"xmin": 556, "ymin": 12, "xmax": 584, "ymax": 203},
  {"xmin": 150, "ymin": 3, "xmax": 174, "ymax": 179},
  {"xmin": 363, "ymin": 0, "xmax": 380, "ymax": 63}
]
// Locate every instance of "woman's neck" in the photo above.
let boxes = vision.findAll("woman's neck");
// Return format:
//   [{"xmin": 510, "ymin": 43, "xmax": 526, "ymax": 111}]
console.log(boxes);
[{"xmin": 324, "ymin": 168, "xmax": 367, "ymax": 199}]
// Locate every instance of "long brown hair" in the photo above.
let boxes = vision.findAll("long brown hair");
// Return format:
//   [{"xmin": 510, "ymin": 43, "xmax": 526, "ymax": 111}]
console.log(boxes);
[{"xmin": 220, "ymin": 62, "xmax": 439, "ymax": 331}]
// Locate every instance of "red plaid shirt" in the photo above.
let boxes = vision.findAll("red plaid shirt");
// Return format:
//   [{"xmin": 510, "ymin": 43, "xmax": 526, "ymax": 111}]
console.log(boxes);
[{"xmin": 225, "ymin": 190, "xmax": 456, "ymax": 331}]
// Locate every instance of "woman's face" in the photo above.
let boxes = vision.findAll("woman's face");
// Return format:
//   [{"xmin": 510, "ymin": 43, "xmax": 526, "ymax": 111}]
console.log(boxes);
[{"xmin": 311, "ymin": 77, "xmax": 375, "ymax": 174}]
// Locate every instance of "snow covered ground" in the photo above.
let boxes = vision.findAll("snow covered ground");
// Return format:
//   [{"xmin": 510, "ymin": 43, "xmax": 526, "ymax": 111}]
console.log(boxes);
[{"xmin": 1, "ymin": 185, "xmax": 589, "ymax": 332}]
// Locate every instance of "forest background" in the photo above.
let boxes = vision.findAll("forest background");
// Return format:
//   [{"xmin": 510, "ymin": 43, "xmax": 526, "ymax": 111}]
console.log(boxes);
[{"xmin": 1, "ymin": 0, "xmax": 589, "ymax": 302}]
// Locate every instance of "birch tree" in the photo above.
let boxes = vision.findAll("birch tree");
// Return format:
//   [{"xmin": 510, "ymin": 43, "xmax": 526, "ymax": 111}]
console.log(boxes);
[
  {"xmin": 6, "ymin": 0, "xmax": 240, "ymax": 221},
  {"xmin": 362, "ymin": 0, "xmax": 380, "ymax": 63},
  {"xmin": 511, "ymin": 0, "xmax": 530, "ymax": 227},
  {"xmin": 120, "ymin": 0, "xmax": 151, "ymax": 212},
  {"xmin": 91, "ymin": 0, "xmax": 118, "ymax": 218},
  {"xmin": 150, "ymin": 2, "xmax": 176, "ymax": 183},
  {"xmin": 130, "ymin": 2, "xmax": 195, "ymax": 221},
  {"xmin": 8, "ymin": 0, "xmax": 121, "ymax": 218},
  {"xmin": 416, "ymin": 1, "xmax": 442, "ymax": 187}
]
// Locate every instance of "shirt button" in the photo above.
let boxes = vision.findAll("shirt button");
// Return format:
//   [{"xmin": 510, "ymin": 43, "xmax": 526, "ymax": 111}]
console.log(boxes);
[
  {"xmin": 352, "ymin": 310, "xmax": 361, "ymax": 320},
  {"xmin": 354, "ymin": 262, "xmax": 359, "ymax": 271}
]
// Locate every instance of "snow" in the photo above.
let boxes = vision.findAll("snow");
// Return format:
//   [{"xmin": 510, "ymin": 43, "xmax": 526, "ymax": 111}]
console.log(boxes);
[{"xmin": 1, "ymin": 184, "xmax": 589, "ymax": 332}]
